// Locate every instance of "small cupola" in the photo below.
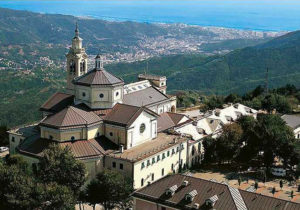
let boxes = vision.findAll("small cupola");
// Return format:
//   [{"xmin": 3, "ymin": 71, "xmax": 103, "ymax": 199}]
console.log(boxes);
[{"xmin": 95, "ymin": 54, "xmax": 103, "ymax": 70}]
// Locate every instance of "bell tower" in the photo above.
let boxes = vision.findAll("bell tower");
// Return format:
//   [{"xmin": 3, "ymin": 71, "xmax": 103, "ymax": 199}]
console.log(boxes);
[{"xmin": 66, "ymin": 23, "xmax": 88, "ymax": 94}]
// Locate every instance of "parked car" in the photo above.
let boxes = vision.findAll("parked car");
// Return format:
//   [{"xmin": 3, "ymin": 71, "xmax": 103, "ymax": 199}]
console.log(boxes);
[
  {"xmin": 271, "ymin": 167, "xmax": 286, "ymax": 177},
  {"xmin": 0, "ymin": 147, "xmax": 8, "ymax": 153}
]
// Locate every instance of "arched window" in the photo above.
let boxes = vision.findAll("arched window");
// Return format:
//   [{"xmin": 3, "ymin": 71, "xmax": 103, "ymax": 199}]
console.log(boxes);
[
  {"xmin": 71, "ymin": 136, "xmax": 75, "ymax": 141},
  {"xmin": 69, "ymin": 60, "xmax": 75, "ymax": 74},
  {"xmin": 80, "ymin": 62, "xmax": 84, "ymax": 73}
]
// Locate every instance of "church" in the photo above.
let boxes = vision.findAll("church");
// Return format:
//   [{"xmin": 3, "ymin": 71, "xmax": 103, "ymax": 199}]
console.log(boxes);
[{"xmin": 8, "ymin": 25, "xmax": 200, "ymax": 189}]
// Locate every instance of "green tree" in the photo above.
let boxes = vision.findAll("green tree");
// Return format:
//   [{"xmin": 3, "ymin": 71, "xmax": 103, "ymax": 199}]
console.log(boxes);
[
  {"xmin": 37, "ymin": 144, "xmax": 86, "ymax": 194},
  {"xmin": 262, "ymin": 93, "xmax": 292, "ymax": 113},
  {"xmin": 215, "ymin": 123, "xmax": 243, "ymax": 163},
  {"xmin": 202, "ymin": 136, "xmax": 217, "ymax": 164},
  {"xmin": 85, "ymin": 170, "xmax": 133, "ymax": 210},
  {"xmin": 0, "ymin": 164, "xmax": 36, "ymax": 209},
  {"xmin": 34, "ymin": 182, "xmax": 76, "ymax": 210},
  {"xmin": 0, "ymin": 125, "xmax": 9, "ymax": 146}
]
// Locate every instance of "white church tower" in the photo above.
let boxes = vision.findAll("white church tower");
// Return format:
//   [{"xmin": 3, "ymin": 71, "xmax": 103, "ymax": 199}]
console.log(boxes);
[{"xmin": 66, "ymin": 23, "xmax": 88, "ymax": 94}]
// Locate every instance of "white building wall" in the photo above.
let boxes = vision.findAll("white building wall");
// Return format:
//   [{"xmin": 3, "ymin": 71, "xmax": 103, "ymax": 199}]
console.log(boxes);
[
  {"xmin": 133, "ymin": 141, "xmax": 187, "ymax": 189},
  {"xmin": 130, "ymin": 112, "xmax": 157, "ymax": 147}
]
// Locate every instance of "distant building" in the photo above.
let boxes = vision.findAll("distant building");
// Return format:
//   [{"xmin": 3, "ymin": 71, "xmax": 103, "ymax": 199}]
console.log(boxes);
[
  {"xmin": 281, "ymin": 114, "xmax": 300, "ymax": 139},
  {"xmin": 132, "ymin": 174, "xmax": 300, "ymax": 210}
]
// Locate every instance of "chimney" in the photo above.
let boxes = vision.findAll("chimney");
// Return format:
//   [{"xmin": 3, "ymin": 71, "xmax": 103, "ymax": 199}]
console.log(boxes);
[{"xmin": 182, "ymin": 180, "xmax": 189, "ymax": 187}]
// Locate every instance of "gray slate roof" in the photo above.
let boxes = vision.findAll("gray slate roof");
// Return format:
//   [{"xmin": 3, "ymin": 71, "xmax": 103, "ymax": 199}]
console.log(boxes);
[
  {"xmin": 74, "ymin": 68, "xmax": 124, "ymax": 86},
  {"xmin": 281, "ymin": 114, "xmax": 300, "ymax": 129},
  {"xmin": 123, "ymin": 87, "xmax": 169, "ymax": 107}
]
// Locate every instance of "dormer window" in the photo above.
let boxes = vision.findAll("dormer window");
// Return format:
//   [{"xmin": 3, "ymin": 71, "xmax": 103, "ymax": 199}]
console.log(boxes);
[
  {"xmin": 185, "ymin": 190, "xmax": 198, "ymax": 202},
  {"xmin": 206, "ymin": 195, "xmax": 218, "ymax": 207},
  {"xmin": 165, "ymin": 185, "xmax": 178, "ymax": 196}
]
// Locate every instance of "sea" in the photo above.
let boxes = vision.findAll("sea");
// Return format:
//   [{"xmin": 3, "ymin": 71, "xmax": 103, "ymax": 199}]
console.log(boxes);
[{"xmin": 1, "ymin": 0, "xmax": 300, "ymax": 32}]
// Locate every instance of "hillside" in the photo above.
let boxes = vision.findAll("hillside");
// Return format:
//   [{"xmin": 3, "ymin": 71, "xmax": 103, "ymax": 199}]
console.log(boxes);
[
  {"xmin": 107, "ymin": 30, "xmax": 300, "ymax": 95},
  {"xmin": 0, "ymin": 7, "xmax": 277, "ymax": 65}
]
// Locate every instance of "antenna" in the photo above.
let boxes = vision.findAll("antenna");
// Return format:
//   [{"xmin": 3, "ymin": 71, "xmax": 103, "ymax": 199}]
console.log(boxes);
[{"xmin": 264, "ymin": 67, "xmax": 269, "ymax": 95}]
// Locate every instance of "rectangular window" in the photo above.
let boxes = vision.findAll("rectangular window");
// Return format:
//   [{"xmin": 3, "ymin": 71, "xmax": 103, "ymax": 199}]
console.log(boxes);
[
  {"xmin": 152, "ymin": 173, "xmax": 154, "ymax": 181},
  {"xmin": 112, "ymin": 162, "xmax": 116, "ymax": 168},
  {"xmin": 147, "ymin": 160, "xmax": 151, "ymax": 166},
  {"xmin": 11, "ymin": 136, "xmax": 15, "ymax": 142},
  {"xmin": 176, "ymin": 147, "xmax": 179, "ymax": 153},
  {"xmin": 172, "ymin": 148, "xmax": 175, "ymax": 155},
  {"xmin": 162, "ymin": 168, "xmax": 164, "ymax": 176},
  {"xmin": 152, "ymin": 157, "xmax": 156, "ymax": 164},
  {"xmin": 120, "ymin": 163, "xmax": 123, "ymax": 170},
  {"xmin": 162, "ymin": 153, "xmax": 166, "ymax": 160},
  {"xmin": 167, "ymin": 151, "xmax": 170, "ymax": 157},
  {"xmin": 157, "ymin": 155, "xmax": 160, "ymax": 162},
  {"xmin": 141, "ymin": 162, "xmax": 145, "ymax": 169}
]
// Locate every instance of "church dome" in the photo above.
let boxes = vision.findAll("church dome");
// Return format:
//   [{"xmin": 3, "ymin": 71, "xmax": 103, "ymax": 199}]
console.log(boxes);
[{"xmin": 73, "ymin": 68, "xmax": 124, "ymax": 87}]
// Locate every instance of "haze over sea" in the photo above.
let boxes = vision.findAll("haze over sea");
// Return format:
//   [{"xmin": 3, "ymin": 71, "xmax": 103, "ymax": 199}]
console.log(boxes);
[{"xmin": 1, "ymin": 0, "xmax": 300, "ymax": 32}]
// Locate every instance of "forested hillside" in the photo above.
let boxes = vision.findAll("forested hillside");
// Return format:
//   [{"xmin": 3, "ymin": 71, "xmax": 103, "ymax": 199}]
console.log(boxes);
[{"xmin": 107, "ymin": 30, "xmax": 300, "ymax": 95}]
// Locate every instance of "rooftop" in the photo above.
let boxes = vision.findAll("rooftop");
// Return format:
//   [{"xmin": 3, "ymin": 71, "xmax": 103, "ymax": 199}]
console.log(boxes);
[
  {"xmin": 123, "ymin": 86, "xmax": 170, "ymax": 107},
  {"xmin": 40, "ymin": 106, "xmax": 102, "ymax": 129},
  {"xmin": 108, "ymin": 132, "xmax": 189, "ymax": 162},
  {"xmin": 104, "ymin": 103, "xmax": 158, "ymax": 127},
  {"xmin": 138, "ymin": 73, "xmax": 166, "ymax": 81},
  {"xmin": 73, "ymin": 68, "xmax": 124, "ymax": 86},
  {"xmin": 133, "ymin": 174, "xmax": 300, "ymax": 210},
  {"xmin": 281, "ymin": 114, "xmax": 300, "ymax": 129},
  {"xmin": 157, "ymin": 112, "xmax": 192, "ymax": 132},
  {"xmin": 40, "ymin": 92, "xmax": 74, "ymax": 113},
  {"xmin": 18, "ymin": 136, "xmax": 118, "ymax": 160}
]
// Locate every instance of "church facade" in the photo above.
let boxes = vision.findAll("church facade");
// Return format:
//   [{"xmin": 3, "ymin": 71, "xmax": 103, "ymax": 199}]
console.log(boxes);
[{"xmin": 8, "ymin": 26, "xmax": 198, "ymax": 189}]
